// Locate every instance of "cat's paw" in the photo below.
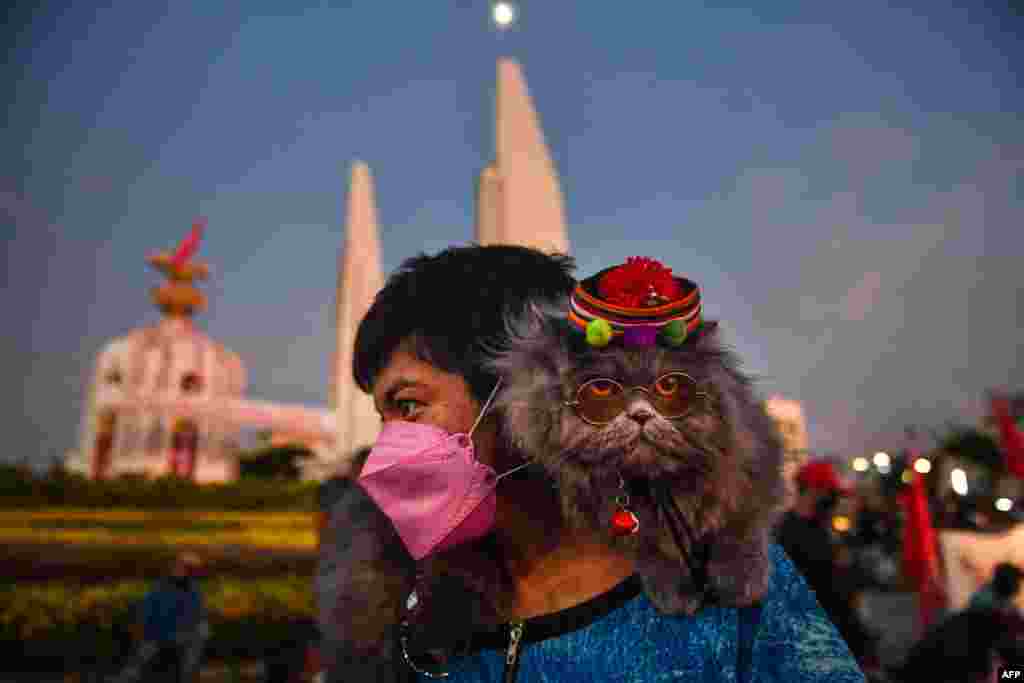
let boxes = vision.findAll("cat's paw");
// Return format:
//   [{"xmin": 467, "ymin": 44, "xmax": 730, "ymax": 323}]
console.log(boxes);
[
  {"xmin": 705, "ymin": 540, "xmax": 771, "ymax": 607},
  {"xmin": 637, "ymin": 560, "xmax": 708, "ymax": 615}
]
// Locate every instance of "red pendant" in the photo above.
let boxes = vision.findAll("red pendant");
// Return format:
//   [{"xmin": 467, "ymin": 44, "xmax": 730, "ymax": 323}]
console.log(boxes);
[{"xmin": 611, "ymin": 509, "xmax": 640, "ymax": 535}]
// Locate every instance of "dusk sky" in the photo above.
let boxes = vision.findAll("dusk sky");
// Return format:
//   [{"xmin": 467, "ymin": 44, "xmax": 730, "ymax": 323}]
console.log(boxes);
[{"xmin": 3, "ymin": 1, "xmax": 1021, "ymax": 468}]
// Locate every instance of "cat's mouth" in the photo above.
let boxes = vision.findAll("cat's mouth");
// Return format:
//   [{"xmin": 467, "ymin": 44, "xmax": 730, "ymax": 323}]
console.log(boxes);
[{"xmin": 611, "ymin": 428, "xmax": 713, "ymax": 479}]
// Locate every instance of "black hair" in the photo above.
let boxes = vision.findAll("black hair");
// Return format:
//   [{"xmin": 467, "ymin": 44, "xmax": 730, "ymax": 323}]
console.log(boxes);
[
  {"xmin": 353, "ymin": 244, "xmax": 576, "ymax": 402},
  {"xmin": 992, "ymin": 562, "xmax": 1024, "ymax": 600}
]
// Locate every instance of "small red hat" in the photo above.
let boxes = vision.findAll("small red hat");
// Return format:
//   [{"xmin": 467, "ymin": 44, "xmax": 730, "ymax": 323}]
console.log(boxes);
[{"xmin": 796, "ymin": 461, "xmax": 852, "ymax": 495}]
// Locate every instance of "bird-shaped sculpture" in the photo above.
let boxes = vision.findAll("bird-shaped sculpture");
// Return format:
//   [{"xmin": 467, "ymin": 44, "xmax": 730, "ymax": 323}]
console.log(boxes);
[{"xmin": 147, "ymin": 219, "xmax": 210, "ymax": 316}]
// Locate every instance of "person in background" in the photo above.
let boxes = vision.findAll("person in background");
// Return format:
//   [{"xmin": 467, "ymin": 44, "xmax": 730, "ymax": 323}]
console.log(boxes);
[
  {"xmin": 777, "ymin": 461, "xmax": 880, "ymax": 675},
  {"xmin": 898, "ymin": 563, "xmax": 1024, "ymax": 683},
  {"xmin": 118, "ymin": 551, "xmax": 209, "ymax": 683},
  {"xmin": 849, "ymin": 492, "xmax": 899, "ymax": 589}
]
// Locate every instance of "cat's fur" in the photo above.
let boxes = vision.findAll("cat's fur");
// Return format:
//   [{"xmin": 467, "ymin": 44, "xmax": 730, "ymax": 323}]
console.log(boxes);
[{"xmin": 489, "ymin": 298, "xmax": 786, "ymax": 614}]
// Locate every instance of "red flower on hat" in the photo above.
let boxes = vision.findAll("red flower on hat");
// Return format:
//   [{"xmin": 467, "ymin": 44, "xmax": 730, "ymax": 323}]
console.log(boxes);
[{"xmin": 598, "ymin": 257, "xmax": 682, "ymax": 308}]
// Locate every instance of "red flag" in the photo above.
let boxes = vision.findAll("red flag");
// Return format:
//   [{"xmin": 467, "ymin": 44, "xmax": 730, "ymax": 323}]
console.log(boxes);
[
  {"xmin": 992, "ymin": 394, "xmax": 1024, "ymax": 479},
  {"xmin": 170, "ymin": 218, "xmax": 206, "ymax": 268},
  {"xmin": 898, "ymin": 467, "xmax": 944, "ymax": 633}
]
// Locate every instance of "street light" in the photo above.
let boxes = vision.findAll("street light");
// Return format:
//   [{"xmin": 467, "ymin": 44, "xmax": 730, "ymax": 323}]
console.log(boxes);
[
  {"xmin": 873, "ymin": 451, "xmax": 890, "ymax": 469},
  {"xmin": 852, "ymin": 457, "xmax": 870, "ymax": 472},
  {"xmin": 913, "ymin": 457, "xmax": 932, "ymax": 474},
  {"xmin": 996, "ymin": 498, "xmax": 1014, "ymax": 512},
  {"xmin": 951, "ymin": 468, "xmax": 968, "ymax": 496}
]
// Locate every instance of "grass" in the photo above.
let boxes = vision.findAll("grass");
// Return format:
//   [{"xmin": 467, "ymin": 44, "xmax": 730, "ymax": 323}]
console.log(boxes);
[
  {"xmin": 2, "ymin": 506, "xmax": 323, "ymax": 672},
  {"xmin": 0, "ymin": 508, "xmax": 316, "ymax": 551},
  {"xmin": 1, "ymin": 574, "xmax": 316, "ymax": 640}
]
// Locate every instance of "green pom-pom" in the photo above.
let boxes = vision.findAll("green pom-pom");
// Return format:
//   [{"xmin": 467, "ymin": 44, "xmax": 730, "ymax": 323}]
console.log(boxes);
[
  {"xmin": 660, "ymin": 319, "xmax": 689, "ymax": 346},
  {"xmin": 585, "ymin": 319, "xmax": 613, "ymax": 347}
]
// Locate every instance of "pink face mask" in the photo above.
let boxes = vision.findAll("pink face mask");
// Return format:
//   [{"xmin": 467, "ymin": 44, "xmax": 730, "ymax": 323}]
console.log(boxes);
[{"xmin": 357, "ymin": 381, "xmax": 529, "ymax": 560}]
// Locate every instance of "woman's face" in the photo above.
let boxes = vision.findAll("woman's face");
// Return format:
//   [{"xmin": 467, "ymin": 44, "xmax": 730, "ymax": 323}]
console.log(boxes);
[{"xmin": 371, "ymin": 349, "xmax": 499, "ymax": 468}]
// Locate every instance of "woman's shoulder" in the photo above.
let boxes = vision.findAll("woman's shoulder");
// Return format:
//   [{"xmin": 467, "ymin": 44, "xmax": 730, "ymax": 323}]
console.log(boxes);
[
  {"xmin": 751, "ymin": 544, "xmax": 866, "ymax": 681},
  {"xmin": 766, "ymin": 543, "xmax": 822, "ymax": 603}
]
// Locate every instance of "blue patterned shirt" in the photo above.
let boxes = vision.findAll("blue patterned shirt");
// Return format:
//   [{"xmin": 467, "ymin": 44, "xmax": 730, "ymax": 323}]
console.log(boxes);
[{"xmin": 414, "ymin": 545, "xmax": 864, "ymax": 682}]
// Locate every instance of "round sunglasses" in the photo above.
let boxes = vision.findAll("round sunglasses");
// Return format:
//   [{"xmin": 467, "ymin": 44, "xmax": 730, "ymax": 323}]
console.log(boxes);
[{"xmin": 564, "ymin": 372, "xmax": 707, "ymax": 426}]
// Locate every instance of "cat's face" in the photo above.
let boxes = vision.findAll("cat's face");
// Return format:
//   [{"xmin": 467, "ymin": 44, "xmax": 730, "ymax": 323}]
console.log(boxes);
[{"xmin": 559, "ymin": 347, "xmax": 722, "ymax": 482}]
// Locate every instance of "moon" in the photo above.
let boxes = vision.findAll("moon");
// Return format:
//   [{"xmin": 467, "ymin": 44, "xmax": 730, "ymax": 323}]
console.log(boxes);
[{"xmin": 492, "ymin": 2, "xmax": 516, "ymax": 29}]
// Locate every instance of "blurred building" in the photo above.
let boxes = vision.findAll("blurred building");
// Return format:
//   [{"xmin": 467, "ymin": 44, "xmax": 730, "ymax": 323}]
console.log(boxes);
[
  {"xmin": 269, "ymin": 430, "xmax": 320, "ymax": 450},
  {"xmin": 71, "ymin": 229, "xmax": 245, "ymax": 483},
  {"xmin": 765, "ymin": 396, "xmax": 810, "ymax": 508}
]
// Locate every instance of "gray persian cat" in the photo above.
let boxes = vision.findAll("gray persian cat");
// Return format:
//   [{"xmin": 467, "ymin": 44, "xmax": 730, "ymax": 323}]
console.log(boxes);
[{"xmin": 489, "ymin": 299, "xmax": 786, "ymax": 615}]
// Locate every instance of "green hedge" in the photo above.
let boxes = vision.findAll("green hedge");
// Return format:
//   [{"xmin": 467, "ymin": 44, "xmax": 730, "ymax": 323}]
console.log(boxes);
[
  {"xmin": 0, "ymin": 465, "xmax": 318, "ymax": 510},
  {"xmin": 1, "ymin": 575, "xmax": 318, "ymax": 670}
]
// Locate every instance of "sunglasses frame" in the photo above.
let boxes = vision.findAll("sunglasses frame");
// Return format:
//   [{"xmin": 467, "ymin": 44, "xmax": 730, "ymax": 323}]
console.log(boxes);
[{"xmin": 563, "ymin": 371, "xmax": 709, "ymax": 426}]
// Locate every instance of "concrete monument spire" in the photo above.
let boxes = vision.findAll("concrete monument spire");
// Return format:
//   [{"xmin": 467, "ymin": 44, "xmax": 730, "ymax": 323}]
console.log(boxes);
[
  {"xmin": 476, "ymin": 58, "xmax": 570, "ymax": 254},
  {"xmin": 331, "ymin": 160, "xmax": 384, "ymax": 462}
]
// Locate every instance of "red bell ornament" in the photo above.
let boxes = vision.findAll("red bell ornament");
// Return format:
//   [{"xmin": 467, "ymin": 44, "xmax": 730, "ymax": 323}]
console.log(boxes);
[{"xmin": 611, "ymin": 509, "xmax": 640, "ymax": 535}]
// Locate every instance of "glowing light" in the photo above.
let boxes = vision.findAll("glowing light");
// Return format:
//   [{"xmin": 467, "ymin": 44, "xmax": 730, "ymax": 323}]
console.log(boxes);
[
  {"xmin": 852, "ymin": 457, "xmax": 870, "ymax": 472},
  {"xmin": 901, "ymin": 469, "xmax": 914, "ymax": 484},
  {"xmin": 914, "ymin": 457, "xmax": 932, "ymax": 474},
  {"xmin": 832, "ymin": 516, "xmax": 851, "ymax": 533},
  {"xmin": 996, "ymin": 498, "xmax": 1014, "ymax": 512},
  {"xmin": 492, "ymin": 2, "xmax": 516, "ymax": 28},
  {"xmin": 873, "ymin": 452, "xmax": 890, "ymax": 468},
  {"xmin": 951, "ymin": 468, "xmax": 968, "ymax": 496}
]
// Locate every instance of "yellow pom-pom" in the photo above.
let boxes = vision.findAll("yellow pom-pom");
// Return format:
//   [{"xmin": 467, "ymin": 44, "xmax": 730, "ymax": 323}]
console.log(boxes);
[{"xmin": 585, "ymin": 319, "xmax": 613, "ymax": 347}]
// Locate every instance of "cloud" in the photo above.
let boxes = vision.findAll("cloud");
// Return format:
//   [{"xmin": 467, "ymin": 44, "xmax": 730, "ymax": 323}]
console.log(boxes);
[
  {"xmin": 0, "ymin": 189, "xmax": 49, "ymax": 230},
  {"xmin": 826, "ymin": 113, "xmax": 921, "ymax": 183},
  {"xmin": 798, "ymin": 294, "xmax": 834, "ymax": 323},
  {"xmin": 841, "ymin": 271, "xmax": 882, "ymax": 322},
  {"xmin": 809, "ymin": 400, "xmax": 861, "ymax": 455},
  {"xmin": 74, "ymin": 175, "xmax": 116, "ymax": 194}
]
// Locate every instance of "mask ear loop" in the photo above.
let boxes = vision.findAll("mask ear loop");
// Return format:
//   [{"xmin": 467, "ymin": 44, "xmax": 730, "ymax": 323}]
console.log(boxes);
[
  {"xmin": 468, "ymin": 378, "xmax": 502, "ymax": 438},
  {"xmin": 467, "ymin": 379, "xmax": 535, "ymax": 482}
]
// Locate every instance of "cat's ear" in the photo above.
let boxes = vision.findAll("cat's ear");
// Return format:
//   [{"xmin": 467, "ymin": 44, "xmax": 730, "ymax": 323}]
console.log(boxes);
[
  {"xmin": 487, "ymin": 296, "xmax": 571, "ymax": 458},
  {"xmin": 692, "ymin": 321, "xmax": 722, "ymax": 351}
]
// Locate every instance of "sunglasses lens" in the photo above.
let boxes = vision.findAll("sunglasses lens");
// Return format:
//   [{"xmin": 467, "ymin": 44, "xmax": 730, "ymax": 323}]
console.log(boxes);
[
  {"xmin": 576, "ymin": 379, "xmax": 625, "ymax": 424},
  {"xmin": 573, "ymin": 374, "xmax": 702, "ymax": 424},
  {"xmin": 650, "ymin": 373, "xmax": 699, "ymax": 419}
]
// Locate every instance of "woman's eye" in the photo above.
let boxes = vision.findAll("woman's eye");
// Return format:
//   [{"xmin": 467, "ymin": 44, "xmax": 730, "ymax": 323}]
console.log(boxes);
[
  {"xmin": 655, "ymin": 376, "xmax": 680, "ymax": 396},
  {"xmin": 395, "ymin": 399, "xmax": 422, "ymax": 419}
]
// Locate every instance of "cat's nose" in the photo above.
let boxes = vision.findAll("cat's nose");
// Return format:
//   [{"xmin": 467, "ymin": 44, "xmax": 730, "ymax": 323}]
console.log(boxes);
[{"xmin": 628, "ymin": 407, "xmax": 655, "ymax": 424}]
